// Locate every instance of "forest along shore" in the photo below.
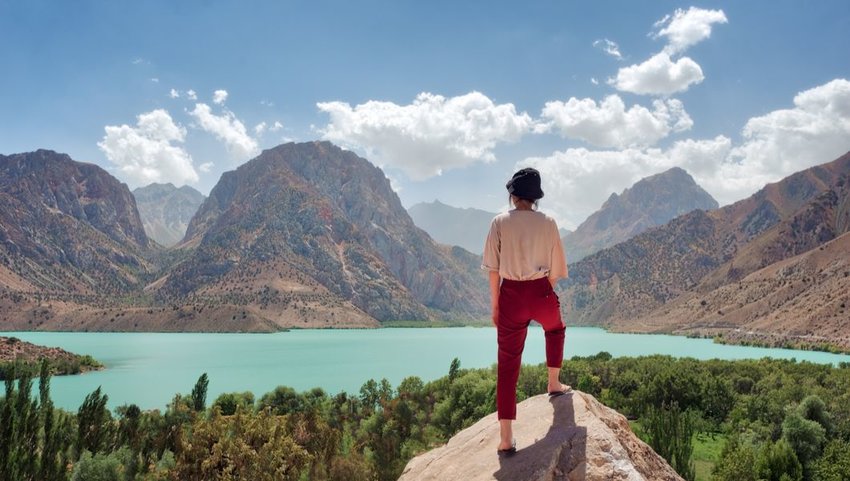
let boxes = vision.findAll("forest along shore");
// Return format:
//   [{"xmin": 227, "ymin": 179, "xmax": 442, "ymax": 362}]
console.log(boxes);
[{"xmin": 0, "ymin": 336, "xmax": 102, "ymax": 379}]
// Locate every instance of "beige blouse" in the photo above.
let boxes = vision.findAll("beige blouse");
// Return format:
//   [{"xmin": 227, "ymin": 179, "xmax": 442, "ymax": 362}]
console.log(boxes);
[{"xmin": 482, "ymin": 210, "xmax": 568, "ymax": 281}]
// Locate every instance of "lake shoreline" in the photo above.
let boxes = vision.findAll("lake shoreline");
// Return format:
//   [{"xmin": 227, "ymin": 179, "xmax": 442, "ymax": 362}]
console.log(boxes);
[{"xmin": 4, "ymin": 320, "xmax": 849, "ymax": 355}]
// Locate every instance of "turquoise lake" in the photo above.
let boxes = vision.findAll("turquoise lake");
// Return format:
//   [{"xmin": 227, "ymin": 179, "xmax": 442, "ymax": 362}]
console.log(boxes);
[{"xmin": 6, "ymin": 327, "xmax": 850, "ymax": 411}]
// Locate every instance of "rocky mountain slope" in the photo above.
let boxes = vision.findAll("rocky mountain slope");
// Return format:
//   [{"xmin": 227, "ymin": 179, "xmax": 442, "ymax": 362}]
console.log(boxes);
[
  {"xmin": 564, "ymin": 167, "xmax": 718, "ymax": 263},
  {"xmin": 560, "ymin": 151, "xmax": 850, "ymax": 349},
  {"xmin": 400, "ymin": 391, "xmax": 683, "ymax": 481},
  {"xmin": 155, "ymin": 141, "xmax": 488, "ymax": 327},
  {"xmin": 0, "ymin": 150, "xmax": 152, "ymax": 296},
  {"xmin": 408, "ymin": 200, "xmax": 497, "ymax": 255},
  {"xmin": 133, "ymin": 183, "xmax": 205, "ymax": 247}
]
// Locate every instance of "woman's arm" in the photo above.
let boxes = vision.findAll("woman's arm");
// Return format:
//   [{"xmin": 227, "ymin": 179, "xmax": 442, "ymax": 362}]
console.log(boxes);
[{"xmin": 489, "ymin": 270, "xmax": 501, "ymax": 327}]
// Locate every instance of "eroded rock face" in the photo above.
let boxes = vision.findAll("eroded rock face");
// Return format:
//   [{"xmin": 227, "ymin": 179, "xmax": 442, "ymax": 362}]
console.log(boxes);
[{"xmin": 399, "ymin": 391, "xmax": 683, "ymax": 481}]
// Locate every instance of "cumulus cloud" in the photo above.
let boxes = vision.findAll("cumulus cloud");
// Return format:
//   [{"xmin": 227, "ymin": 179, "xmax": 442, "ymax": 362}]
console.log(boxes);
[
  {"xmin": 540, "ymin": 95, "xmax": 692, "ymax": 149},
  {"xmin": 522, "ymin": 79, "xmax": 850, "ymax": 228},
  {"xmin": 654, "ymin": 7, "xmax": 728, "ymax": 55},
  {"xmin": 317, "ymin": 91, "xmax": 534, "ymax": 180},
  {"xmin": 728, "ymin": 78, "xmax": 850, "ymax": 188},
  {"xmin": 98, "ymin": 109, "xmax": 199, "ymax": 187},
  {"xmin": 610, "ymin": 52, "xmax": 704, "ymax": 95},
  {"xmin": 611, "ymin": 7, "xmax": 725, "ymax": 96},
  {"xmin": 593, "ymin": 38, "xmax": 623, "ymax": 60},
  {"xmin": 186, "ymin": 89, "xmax": 197, "ymax": 101},
  {"xmin": 169, "ymin": 89, "xmax": 179, "ymax": 99},
  {"xmin": 213, "ymin": 89, "xmax": 228, "ymax": 104},
  {"xmin": 270, "ymin": 121, "xmax": 283, "ymax": 132},
  {"xmin": 189, "ymin": 103, "xmax": 259, "ymax": 160}
]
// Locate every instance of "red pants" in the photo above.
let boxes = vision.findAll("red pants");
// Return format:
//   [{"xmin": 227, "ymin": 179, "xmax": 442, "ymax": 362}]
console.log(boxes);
[{"xmin": 497, "ymin": 277, "xmax": 565, "ymax": 420}]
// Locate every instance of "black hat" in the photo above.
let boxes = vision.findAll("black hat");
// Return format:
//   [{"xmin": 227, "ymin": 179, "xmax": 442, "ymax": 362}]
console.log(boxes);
[{"xmin": 506, "ymin": 168, "xmax": 544, "ymax": 200}]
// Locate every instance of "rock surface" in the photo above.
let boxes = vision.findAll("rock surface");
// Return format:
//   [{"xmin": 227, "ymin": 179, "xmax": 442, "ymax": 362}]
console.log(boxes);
[{"xmin": 399, "ymin": 391, "xmax": 683, "ymax": 481}]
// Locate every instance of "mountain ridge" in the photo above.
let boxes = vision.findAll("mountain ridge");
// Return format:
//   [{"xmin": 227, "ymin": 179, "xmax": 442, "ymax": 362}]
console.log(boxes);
[{"xmin": 563, "ymin": 166, "xmax": 718, "ymax": 262}]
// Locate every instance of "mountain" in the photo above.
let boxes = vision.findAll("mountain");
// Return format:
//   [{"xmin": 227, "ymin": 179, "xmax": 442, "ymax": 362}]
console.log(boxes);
[
  {"xmin": 0, "ymin": 150, "xmax": 152, "ymax": 296},
  {"xmin": 563, "ymin": 167, "xmax": 718, "ymax": 263},
  {"xmin": 133, "ymin": 183, "xmax": 205, "ymax": 247},
  {"xmin": 400, "ymin": 391, "xmax": 684, "ymax": 481},
  {"xmin": 408, "ymin": 200, "xmax": 497, "ymax": 254},
  {"xmin": 155, "ymin": 141, "xmax": 489, "ymax": 327},
  {"xmin": 560, "ymin": 151, "xmax": 850, "ymax": 349}
]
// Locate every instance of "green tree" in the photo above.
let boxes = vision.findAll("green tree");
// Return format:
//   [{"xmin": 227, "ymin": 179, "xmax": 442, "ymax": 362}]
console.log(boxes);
[
  {"xmin": 77, "ymin": 387, "xmax": 113, "ymax": 455},
  {"xmin": 782, "ymin": 411, "xmax": 826, "ymax": 467},
  {"xmin": 643, "ymin": 402, "xmax": 696, "ymax": 481},
  {"xmin": 70, "ymin": 448, "xmax": 132, "ymax": 481},
  {"xmin": 190, "ymin": 373, "xmax": 209, "ymax": 412},
  {"xmin": 448, "ymin": 358, "xmax": 460, "ymax": 384},
  {"xmin": 211, "ymin": 391, "xmax": 255, "ymax": 416},
  {"xmin": 755, "ymin": 438, "xmax": 803, "ymax": 481},
  {"xmin": 811, "ymin": 440, "xmax": 850, "ymax": 481},
  {"xmin": 38, "ymin": 360, "xmax": 65, "ymax": 481},
  {"xmin": 713, "ymin": 436, "xmax": 758, "ymax": 481}
]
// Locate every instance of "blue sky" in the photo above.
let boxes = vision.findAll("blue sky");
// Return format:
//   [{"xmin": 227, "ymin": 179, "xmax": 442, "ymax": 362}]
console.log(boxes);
[{"xmin": 2, "ymin": 0, "xmax": 849, "ymax": 229}]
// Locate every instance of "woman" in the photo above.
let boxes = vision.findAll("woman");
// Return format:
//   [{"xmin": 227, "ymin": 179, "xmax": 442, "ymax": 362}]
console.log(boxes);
[{"xmin": 482, "ymin": 167, "xmax": 570, "ymax": 455}]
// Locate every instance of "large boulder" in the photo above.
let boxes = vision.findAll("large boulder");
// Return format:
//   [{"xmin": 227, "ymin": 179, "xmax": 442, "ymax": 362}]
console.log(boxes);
[{"xmin": 399, "ymin": 391, "xmax": 683, "ymax": 481}]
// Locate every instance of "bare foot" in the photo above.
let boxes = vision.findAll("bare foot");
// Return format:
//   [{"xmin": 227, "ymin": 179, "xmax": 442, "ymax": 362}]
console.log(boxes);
[{"xmin": 547, "ymin": 383, "xmax": 572, "ymax": 394}]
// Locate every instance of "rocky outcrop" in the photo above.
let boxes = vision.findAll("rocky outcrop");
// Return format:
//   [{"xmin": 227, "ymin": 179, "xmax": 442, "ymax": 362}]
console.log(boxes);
[
  {"xmin": 563, "ymin": 167, "xmax": 718, "ymax": 263},
  {"xmin": 133, "ymin": 183, "xmax": 205, "ymax": 247},
  {"xmin": 400, "ymin": 391, "xmax": 682, "ymax": 481}
]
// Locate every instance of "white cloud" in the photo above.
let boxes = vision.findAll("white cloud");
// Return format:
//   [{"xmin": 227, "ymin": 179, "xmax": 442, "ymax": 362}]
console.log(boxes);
[
  {"xmin": 591, "ymin": 77, "xmax": 599, "ymax": 85},
  {"xmin": 213, "ymin": 89, "xmax": 228, "ymax": 105},
  {"xmin": 189, "ymin": 103, "xmax": 259, "ymax": 160},
  {"xmin": 260, "ymin": 99, "xmax": 274, "ymax": 107},
  {"xmin": 169, "ymin": 89, "xmax": 179, "ymax": 99},
  {"xmin": 186, "ymin": 89, "xmax": 197, "ymax": 101},
  {"xmin": 728, "ymin": 78, "xmax": 850, "ymax": 190},
  {"xmin": 98, "ymin": 109, "xmax": 199, "ymax": 188},
  {"xmin": 540, "ymin": 95, "xmax": 692, "ymax": 149},
  {"xmin": 199, "ymin": 162, "xmax": 214, "ymax": 173},
  {"xmin": 654, "ymin": 7, "xmax": 728, "ymax": 55},
  {"xmin": 610, "ymin": 7, "xmax": 725, "ymax": 97},
  {"xmin": 317, "ymin": 91, "xmax": 533, "ymax": 180},
  {"xmin": 254, "ymin": 120, "xmax": 284, "ymax": 136},
  {"xmin": 150, "ymin": 78, "xmax": 159, "ymax": 83},
  {"xmin": 593, "ymin": 38, "xmax": 623, "ymax": 60},
  {"xmin": 610, "ymin": 52, "xmax": 704, "ymax": 95},
  {"xmin": 522, "ymin": 79, "xmax": 850, "ymax": 228}
]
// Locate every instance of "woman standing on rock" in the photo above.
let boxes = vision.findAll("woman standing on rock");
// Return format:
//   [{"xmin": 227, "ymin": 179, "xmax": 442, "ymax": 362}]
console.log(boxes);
[{"xmin": 482, "ymin": 167, "xmax": 571, "ymax": 455}]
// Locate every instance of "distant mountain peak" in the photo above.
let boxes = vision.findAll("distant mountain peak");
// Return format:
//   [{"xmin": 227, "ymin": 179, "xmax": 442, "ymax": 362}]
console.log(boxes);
[
  {"xmin": 564, "ymin": 167, "xmax": 718, "ymax": 262},
  {"xmin": 133, "ymin": 183, "xmax": 205, "ymax": 247},
  {"xmin": 408, "ymin": 200, "xmax": 497, "ymax": 255}
]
